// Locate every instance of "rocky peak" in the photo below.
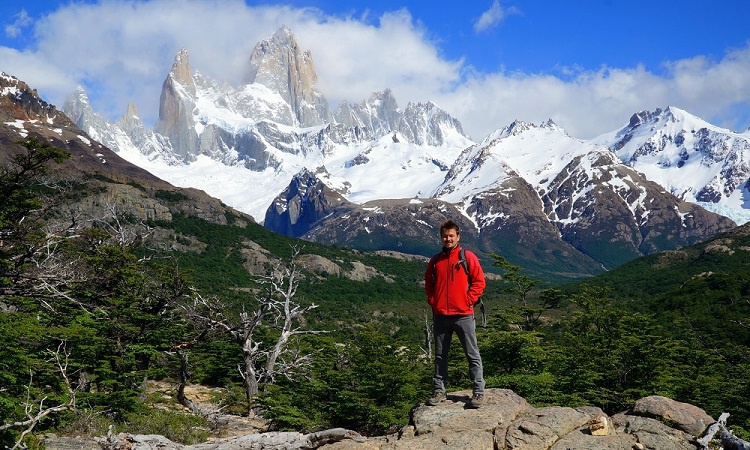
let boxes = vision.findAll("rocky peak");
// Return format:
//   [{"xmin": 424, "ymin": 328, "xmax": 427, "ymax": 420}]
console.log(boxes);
[
  {"xmin": 245, "ymin": 25, "xmax": 330, "ymax": 127},
  {"xmin": 333, "ymin": 89, "xmax": 401, "ymax": 137},
  {"xmin": 605, "ymin": 106, "xmax": 750, "ymax": 214},
  {"xmin": 118, "ymin": 102, "xmax": 141, "ymax": 129},
  {"xmin": 504, "ymin": 119, "xmax": 536, "ymax": 136},
  {"xmin": 263, "ymin": 168, "xmax": 355, "ymax": 237},
  {"xmin": 61, "ymin": 87, "xmax": 94, "ymax": 125},
  {"xmin": 154, "ymin": 49, "xmax": 199, "ymax": 161},
  {"xmin": 627, "ymin": 106, "xmax": 684, "ymax": 129},
  {"xmin": 539, "ymin": 118, "xmax": 569, "ymax": 136},
  {"xmin": 0, "ymin": 72, "xmax": 68, "ymax": 124},
  {"xmin": 169, "ymin": 48, "xmax": 195, "ymax": 92},
  {"xmin": 398, "ymin": 100, "xmax": 467, "ymax": 146},
  {"xmin": 628, "ymin": 108, "xmax": 663, "ymax": 128},
  {"xmin": 123, "ymin": 102, "xmax": 138, "ymax": 119}
]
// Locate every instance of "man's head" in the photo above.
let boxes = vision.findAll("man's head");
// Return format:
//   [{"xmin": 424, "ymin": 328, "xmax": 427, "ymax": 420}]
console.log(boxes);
[{"xmin": 440, "ymin": 220, "xmax": 460, "ymax": 250}]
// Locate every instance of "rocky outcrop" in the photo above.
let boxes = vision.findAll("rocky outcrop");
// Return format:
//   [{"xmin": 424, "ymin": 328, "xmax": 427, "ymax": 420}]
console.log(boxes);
[
  {"xmin": 63, "ymin": 183, "xmax": 173, "ymax": 222},
  {"xmin": 58, "ymin": 389, "xmax": 729, "ymax": 450},
  {"xmin": 362, "ymin": 389, "xmax": 710, "ymax": 450}
]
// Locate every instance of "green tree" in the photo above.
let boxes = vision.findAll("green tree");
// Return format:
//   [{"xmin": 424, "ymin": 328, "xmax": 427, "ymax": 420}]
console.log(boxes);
[
  {"xmin": 549, "ymin": 285, "xmax": 674, "ymax": 413},
  {"xmin": 0, "ymin": 138, "xmax": 197, "ymax": 446},
  {"xmin": 489, "ymin": 253, "xmax": 562, "ymax": 330},
  {"xmin": 259, "ymin": 326, "xmax": 431, "ymax": 435},
  {"xmin": 0, "ymin": 137, "xmax": 71, "ymax": 295}
]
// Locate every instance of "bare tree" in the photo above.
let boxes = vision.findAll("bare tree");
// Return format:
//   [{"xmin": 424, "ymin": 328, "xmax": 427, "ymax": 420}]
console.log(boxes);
[
  {"xmin": 180, "ymin": 247, "xmax": 327, "ymax": 412},
  {"xmin": 422, "ymin": 312, "xmax": 433, "ymax": 360}
]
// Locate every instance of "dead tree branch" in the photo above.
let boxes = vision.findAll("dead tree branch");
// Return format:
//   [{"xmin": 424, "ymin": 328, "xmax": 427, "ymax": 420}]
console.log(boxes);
[
  {"xmin": 177, "ymin": 246, "xmax": 328, "ymax": 412},
  {"xmin": 0, "ymin": 341, "xmax": 78, "ymax": 450},
  {"xmin": 699, "ymin": 413, "xmax": 750, "ymax": 450}
]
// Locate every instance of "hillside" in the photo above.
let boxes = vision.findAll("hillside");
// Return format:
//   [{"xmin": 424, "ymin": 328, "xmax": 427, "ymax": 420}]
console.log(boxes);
[{"xmin": 585, "ymin": 221, "xmax": 750, "ymax": 365}]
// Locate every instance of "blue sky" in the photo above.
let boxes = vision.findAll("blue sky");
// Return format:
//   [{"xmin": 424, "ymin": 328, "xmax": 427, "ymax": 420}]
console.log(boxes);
[{"xmin": 2, "ymin": 0, "xmax": 750, "ymax": 140}]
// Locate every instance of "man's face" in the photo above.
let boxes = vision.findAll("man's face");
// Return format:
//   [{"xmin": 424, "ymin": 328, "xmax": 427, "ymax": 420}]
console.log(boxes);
[{"xmin": 441, "ymin": 228, "xmax": 460, "ymax": 249}]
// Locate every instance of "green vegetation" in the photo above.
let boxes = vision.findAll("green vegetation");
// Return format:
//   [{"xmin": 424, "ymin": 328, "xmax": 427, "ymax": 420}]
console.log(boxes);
[{"xmin": 1, "ymin": 137, "xmax": 749, "ymax": 447}]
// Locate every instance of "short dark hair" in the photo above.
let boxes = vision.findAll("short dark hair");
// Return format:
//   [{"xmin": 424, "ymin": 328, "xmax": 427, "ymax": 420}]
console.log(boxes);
[{"xmin": 440, "ymin": 219, "xmax": 460, "ymax": 235}]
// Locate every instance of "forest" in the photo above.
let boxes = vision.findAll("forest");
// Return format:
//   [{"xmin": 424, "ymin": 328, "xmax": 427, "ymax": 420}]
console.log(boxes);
[{"xmin": 1, "ymin": 138, "xmax": 749, "ymax": 449}]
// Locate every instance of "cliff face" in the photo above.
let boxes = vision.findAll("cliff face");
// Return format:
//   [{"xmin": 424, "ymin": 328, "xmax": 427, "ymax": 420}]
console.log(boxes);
[{"xmin": 62, "ymin": 388, "xmax": 721, "ymax": 450}]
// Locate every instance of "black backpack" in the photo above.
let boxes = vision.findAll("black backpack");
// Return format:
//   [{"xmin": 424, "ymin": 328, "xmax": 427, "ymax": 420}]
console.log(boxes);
[{"xmin": 430, "ymin": 248, "xmax": 487, "ymax": 326}]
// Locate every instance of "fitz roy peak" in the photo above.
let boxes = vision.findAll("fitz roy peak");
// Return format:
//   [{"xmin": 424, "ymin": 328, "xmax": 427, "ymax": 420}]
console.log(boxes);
[
  {"xmin": 245, "ymin": 25, "xmax": 331, "ymax": 127},
  {"xmin": 62, "ymin": 26, "xmax": 743, "ymax": 279}
]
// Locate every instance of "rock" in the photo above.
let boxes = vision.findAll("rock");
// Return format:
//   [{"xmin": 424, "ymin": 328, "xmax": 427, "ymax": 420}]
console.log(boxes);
[
  {"xmin": 588, "ymin": 414, "xmax": 610, "ymax": 436},
  {"xmin": 504, "ymin": 405, "xmax": 602, "ymax": 450},
  {"xmin": 611, "ymin": 414, "xmax": 697, "ymax": 450},
  {"xmin": 41, "ymin": 434, "xmax": 100, "ymax": 450},
  {"xmin": 631, "ymin": 395, "xmax": 714, "ymax": 436}
]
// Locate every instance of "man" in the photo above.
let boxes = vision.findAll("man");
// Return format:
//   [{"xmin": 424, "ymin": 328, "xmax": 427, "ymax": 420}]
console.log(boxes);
[{"xmin": 424, "ymin": 219, "xmax": 487, "ymax": 408}]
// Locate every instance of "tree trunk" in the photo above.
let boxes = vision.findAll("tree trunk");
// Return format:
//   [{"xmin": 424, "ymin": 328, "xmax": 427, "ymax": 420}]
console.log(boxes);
[{"xmin": 242, "ymin": 345, "xmax": 259, "ymax": 410}]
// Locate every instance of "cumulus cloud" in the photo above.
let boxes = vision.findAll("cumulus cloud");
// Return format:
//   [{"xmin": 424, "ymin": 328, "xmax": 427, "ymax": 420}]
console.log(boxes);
[
  {"xmin": 437, "ymin": 46, "xmax": 750, "ymax": 140},
  {"xmin": 1, "ymin": 0, "xmax": 749, "ymax": 141},
  {"xmin": 296, "ymin": 9, "xmax": 463, "ymax": 107}
]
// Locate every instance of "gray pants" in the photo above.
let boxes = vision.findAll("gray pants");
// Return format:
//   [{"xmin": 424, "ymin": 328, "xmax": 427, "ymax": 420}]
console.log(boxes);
[{"xmin": 433, "ymin": 314, "xmax": 485, "ymax": 395}]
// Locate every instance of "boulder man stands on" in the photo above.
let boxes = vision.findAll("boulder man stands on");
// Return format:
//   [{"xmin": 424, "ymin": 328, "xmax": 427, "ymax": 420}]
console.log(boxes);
[{"xmin": 424, "ymin": 220, "xmax": 487, "ymax": 408}]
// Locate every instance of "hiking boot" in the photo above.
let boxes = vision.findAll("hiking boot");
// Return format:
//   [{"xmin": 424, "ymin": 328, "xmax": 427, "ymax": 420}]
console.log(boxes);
[
  {"xmin": 426, "ymin": 391, "xmax": 446, "ymax": 406},
  {"xmin": 469, "ymin": 393, "xmax": 485, "ymax": 409}
]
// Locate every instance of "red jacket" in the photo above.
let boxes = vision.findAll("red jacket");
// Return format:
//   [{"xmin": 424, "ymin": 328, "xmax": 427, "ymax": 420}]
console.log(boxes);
[{"xmin": 425, "ymin": 245, "xmax": 486, "ymax": 316}]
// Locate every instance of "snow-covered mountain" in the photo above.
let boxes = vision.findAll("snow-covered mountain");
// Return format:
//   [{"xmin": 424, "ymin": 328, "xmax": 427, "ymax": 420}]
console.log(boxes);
[
  {"xmin": 65, "ymin": 26, "xmax": 472, "ymax": 220},
  {"xmin": 58, "ymin": 26, "xmax": 745, "ymax": 278},
  {"xmin": 593, "ymin": 107, "xmax": 750, "ymax": 224},
  {"xmin": 291, "ymin": 118, "xmax": 735, "ymax": 276}
]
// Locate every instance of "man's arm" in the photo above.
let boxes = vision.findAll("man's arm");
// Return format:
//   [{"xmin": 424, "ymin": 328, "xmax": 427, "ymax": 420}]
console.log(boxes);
[
  {"xmin": 467, "ymin": 252, "xmax": 486, "ymax": 302},
  {"xmin": 424, "ymin": 257, "xmax": 435, "ymax": 298}
]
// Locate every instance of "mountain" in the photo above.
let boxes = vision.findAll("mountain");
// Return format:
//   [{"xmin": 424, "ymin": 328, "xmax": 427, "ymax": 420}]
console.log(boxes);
[
  {"xmin": 283, "ymin": 119, "xmax": 735, "ymax": 277},
  {"xmin": 4, "ymin": 73, "xmax": 749, "ymax": 447},
  {"xmin": 1, "ymin": 72, "xmax": 244, "ymax": 228},
  {"xmin": 59, "ymin": 27, "xmax": 743, "ymax": 279},
  {"xmin": 593, "ymin": 106, "xmax": 750, "ymax": 224}
]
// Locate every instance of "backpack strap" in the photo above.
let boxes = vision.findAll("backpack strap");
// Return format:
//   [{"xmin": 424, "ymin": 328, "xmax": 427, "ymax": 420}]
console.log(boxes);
[{"xmin": 458, "ymin": 248, "xmax": 469, "ymax": 275}]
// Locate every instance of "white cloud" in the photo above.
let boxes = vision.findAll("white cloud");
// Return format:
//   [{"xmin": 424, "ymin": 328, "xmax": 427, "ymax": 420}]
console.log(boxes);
[
  {"xmin": 295, "ymin": 9, "xmax": 463, "ymax": 107},
  {"xmin": 4, "ymin": 9, "xmax": 32, "ymax": 38},
  {"xmin": 1, "ymin": 0, "xmax": 749, "ymax": 142},
  {"xmin": 473, "ymin": 1, "xmax": 518, "ymax": 34},
  {"xmin": 437, "ymin": 45, "xmax": 750, "ymax": 140}
]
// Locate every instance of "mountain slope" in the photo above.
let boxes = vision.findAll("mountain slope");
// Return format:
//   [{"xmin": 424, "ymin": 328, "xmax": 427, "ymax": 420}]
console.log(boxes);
[
  {"xmin": 430, "ymin": 119, "xmax": 735, "ymax": 273},
  {"xmin": 1, "ymin": 72, "xmax": 240, "ymax": 227}
]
